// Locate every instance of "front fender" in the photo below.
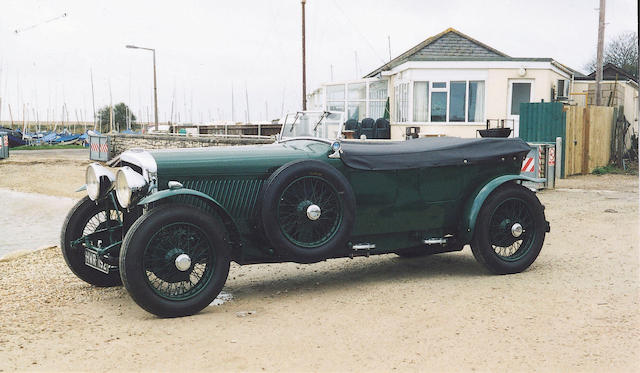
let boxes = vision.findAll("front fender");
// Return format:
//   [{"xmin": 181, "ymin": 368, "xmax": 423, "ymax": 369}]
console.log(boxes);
[
  {"xmin": 137, "ymin": 188, "xmax": 239, "ymax": 236},
  {"xmin": 459, "ymin": 175, "xmax": 545, "ymax": 243}
]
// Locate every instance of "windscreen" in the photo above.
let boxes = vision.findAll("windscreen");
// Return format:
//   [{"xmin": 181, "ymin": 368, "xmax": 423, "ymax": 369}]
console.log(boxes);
[{"xmin": 281, "ymin": 112, "xmax": 343, "ymax": 140}]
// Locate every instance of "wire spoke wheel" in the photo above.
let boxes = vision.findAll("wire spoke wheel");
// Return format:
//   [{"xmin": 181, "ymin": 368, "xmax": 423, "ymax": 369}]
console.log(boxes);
[
  {"xmin": 142, "ymin": 222, "xmax": 216, "ymax": 300},
  {"xmin": 489, "ymin": 197, "xmax": 535, "ymax": 261},
  {"xmin": 82, "ymin": 209, "xmax": 122, "ymax": 237},
  {"xmin": 277, "ymin": 176, "xmax": 342, "ymax": 248}
]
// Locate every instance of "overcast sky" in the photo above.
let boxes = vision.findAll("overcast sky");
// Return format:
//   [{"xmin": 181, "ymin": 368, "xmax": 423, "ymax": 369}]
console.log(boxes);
[{"xmin": 0, "ymin": 0, "xmax": 637, "ymax": 124}]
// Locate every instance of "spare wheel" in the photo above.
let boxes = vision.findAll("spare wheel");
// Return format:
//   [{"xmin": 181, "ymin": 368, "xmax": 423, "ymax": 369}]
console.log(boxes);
[{"xmin": 260, "ymin": 159, "xmax": 355, "ymax": 263}]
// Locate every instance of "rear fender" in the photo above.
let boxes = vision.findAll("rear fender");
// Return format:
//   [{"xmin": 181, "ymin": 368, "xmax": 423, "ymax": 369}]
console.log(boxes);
[
  {"xmin": 459, "ymin": 175, "xmax": 545, "ymax": 243},
  {"xmin": 137, "ymin": 189, "xmax": 240, "ymax": 248}
]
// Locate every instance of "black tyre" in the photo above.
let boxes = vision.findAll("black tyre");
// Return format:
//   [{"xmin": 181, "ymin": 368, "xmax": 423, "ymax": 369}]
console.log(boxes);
[
  {"xmin": 471, "ymin": 183, "xmax": 548, "ymax": 274},
  {"xmin": 119, "ymin": 204, "xmax": 230, "ymax": 317},
  {"xmin": 60, "ymin": 196, "xmax": 123, "ymax": 287},
  {"xmin": 261, "ymin": 159, "xmax": 356, "ymax": 263}
]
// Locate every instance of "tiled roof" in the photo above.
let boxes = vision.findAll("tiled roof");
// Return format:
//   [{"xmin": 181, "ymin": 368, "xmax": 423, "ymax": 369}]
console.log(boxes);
[
  {"xmin": 411, "ymin": 31, "xmax": 507, "ymax": 60},
  {"xmin": 364, "ymin": 28, "xmax": 570, "ymax": 78}
]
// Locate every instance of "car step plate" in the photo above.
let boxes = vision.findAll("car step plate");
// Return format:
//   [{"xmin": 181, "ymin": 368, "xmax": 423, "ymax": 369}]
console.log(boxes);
[{"xmin": 84, "ymin": 248, "xmax": 112, "ymax": 274}]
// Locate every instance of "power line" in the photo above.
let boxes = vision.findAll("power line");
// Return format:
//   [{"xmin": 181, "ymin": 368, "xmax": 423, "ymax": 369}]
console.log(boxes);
[
  {"xmin": 330, "ymin": 0, "xmax": 386, "ymax": 66},
  {"xmin": 14, "ymin": 13, "xmax": 68, "ymax": 34}
]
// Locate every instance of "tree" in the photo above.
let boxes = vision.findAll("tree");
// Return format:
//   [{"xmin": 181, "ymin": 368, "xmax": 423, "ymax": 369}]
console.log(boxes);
[
  {"xmin": 96, "ymin": 103, "xmax": 137, "ymax": 133},
  {"xmin": 585, "ymin": 32, "xmax": 638, "ymax": 78}
]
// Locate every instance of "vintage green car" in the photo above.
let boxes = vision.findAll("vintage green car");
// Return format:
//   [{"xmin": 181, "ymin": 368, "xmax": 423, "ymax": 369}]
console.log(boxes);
[{"xmin": 61, "ymin": 111, "xmax": 549, "ymax": 317}]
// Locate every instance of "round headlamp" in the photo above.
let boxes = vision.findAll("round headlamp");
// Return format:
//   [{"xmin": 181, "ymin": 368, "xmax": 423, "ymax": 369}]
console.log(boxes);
[
  {"xmin": 85, "ymin": 163, "xmax": 115, "ymax": 201},
  {"xmin": 116, "ymin": 166, "xmax": 148, "ymax": 208}
]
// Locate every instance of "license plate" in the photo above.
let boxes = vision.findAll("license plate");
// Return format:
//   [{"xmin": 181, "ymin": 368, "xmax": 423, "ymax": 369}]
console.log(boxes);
[{"xmin": 84, "ymin": 249, "xmax": 111, "ymax": 274}]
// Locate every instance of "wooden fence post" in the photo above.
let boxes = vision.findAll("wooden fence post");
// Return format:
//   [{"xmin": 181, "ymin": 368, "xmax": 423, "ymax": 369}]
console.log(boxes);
[{"xmin": 582, "ymin": 107, "xmax": 591, "ymax": 175}]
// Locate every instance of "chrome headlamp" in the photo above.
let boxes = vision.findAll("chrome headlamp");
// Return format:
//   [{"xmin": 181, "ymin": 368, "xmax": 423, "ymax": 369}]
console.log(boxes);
[
  {"xmin": 115, "ymin": 166, "xmax": 148, "ymax": 208},
  {"xmin": 86, "ymin": 163, "xmax": 116, "ymax": 201}
]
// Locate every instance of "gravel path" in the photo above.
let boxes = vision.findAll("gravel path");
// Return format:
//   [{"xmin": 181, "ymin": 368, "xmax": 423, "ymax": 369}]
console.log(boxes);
[
  {"xmin": 0, "ymin": 172, "xmax": 637, "ymax": 372},
  {"xmin": 0, "ymin": 151, "xmax": 638, "ymax": 371}
]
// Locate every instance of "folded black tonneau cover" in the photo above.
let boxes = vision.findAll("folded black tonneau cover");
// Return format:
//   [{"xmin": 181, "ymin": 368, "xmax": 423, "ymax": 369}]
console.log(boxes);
[{"xmin": 340, "ymin": 137, "xmax": 531, "ymax": 171}]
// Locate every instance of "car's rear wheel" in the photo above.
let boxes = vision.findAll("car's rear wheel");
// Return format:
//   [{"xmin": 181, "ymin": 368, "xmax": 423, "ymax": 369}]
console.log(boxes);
[
  {"xmin": 119, "ymin": 204, "xmax": 230, "ymax": 317},
  {"xmin": 60, "ymin": 196, "xmax": 123, "ymax": 287},
  {"xmin": 260, "ymin": 160, "xmax": 356, "ymax": 263},
  {"xmin": 471, "ymin": 183, "xmax": 547, "ymax": 274}
]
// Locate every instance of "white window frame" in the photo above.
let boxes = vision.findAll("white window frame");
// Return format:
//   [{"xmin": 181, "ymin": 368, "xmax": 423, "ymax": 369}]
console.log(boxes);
[
  {"xmin": 323, "ymin": 79, "xmax": 388, "ymax": 121},
  {"xmin": 408, "ymin": 79, "xmax": 486, "ymax": 125}
]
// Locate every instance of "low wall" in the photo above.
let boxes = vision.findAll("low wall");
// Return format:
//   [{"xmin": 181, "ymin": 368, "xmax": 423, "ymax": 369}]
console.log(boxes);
[{"xmin": 108, "ymin": 133, "xmax": 274, "ymax": 158}]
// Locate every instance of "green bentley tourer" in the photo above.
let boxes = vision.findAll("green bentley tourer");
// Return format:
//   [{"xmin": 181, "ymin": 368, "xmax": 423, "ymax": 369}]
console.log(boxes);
[{"xmin": 61, "ymin": 111, "xmax": 549, "ymax": 317}]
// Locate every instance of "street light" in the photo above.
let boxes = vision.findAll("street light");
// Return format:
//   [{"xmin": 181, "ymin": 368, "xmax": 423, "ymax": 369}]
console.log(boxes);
[{"xmin": 126, "ymin": 44, "xmax": 158, "ymax": 132}]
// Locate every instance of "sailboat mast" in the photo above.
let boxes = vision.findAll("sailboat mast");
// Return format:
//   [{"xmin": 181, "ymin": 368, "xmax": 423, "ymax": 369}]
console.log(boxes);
[{"xmin": 90, "ymin": 69, "xmax": 96, "ymax": 130}]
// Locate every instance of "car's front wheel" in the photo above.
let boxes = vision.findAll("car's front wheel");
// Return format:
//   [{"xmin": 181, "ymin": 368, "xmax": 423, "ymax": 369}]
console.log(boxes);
[
  {"xmin": 471, "ymin": 183, "xmax": 548, "ymax": 274},
  {"xmin": 119, "ymin": 204, "xmax": 230, "ymax": 317},
  {"xmin": 60, "ymin": 196, "xmax": 123, "ymax": 287}
]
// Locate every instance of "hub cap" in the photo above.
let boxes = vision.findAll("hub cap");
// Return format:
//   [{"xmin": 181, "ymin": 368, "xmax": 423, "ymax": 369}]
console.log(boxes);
[
  {"xmin": 174, "ymin": 253, "xmax": 192, "ymax": 271},
  {"xmin": 489, "ymin": 198, "xmax": 536, "ymax": 261},
  {"xmin": 511, "ymin": 223, "xmax": 523, "ymax": 238},
  {"xmin": 306, "ymin": 204, "xmax": 321, "ymax": 220},
  {"xmin": 277, "ymin": 176, "xmax": 342, "ymax": 248}
]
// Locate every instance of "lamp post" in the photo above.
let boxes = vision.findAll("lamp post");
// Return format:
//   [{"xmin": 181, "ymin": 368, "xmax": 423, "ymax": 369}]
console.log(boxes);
[{"xmin": 126, "ymin": 44, "xmax": 158, "ymax": 131}]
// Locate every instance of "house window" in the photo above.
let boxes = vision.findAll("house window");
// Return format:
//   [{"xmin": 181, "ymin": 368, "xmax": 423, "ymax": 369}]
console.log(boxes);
[
  {"xmin": 413, "ymin": 82, "xmax": 429, "ymax": 122},
  {"xmin": 557, "ymin": 79, "xmax": 569, "ymax": 99},
  {"xmin": 411, "ymin": 79, "xmax": 484, "ymax": 123},
  {"xmin": 510, "ymin": 83, "xmax": 531, "ymax": 115},
  {"xmin": 430, "ymin": 82, "xmax": 447, "ymax": 122},
  {"xmin": 449, "ymin": 81, "xmax": 467, "ymax": 122},
  {"xmin": 369, "ymin": 80, "xmax": 388, "ymax": 119},
  {"xmin": 431, "ymin": 92, "xmax": 447, "ymax": 122},
  {"xmin": 327, "ymin": 84, "xmax": 345, "ymax": 116},
  {"xmin": 347, "ymin": 82, "xmax": 366, "ymax": 120},
  {"xmin": 325, "ymin": 80, "xmax": 388, "ymax": 121},
  {"xmin": 468, "ymin": 81, "xmax": 485, "ymax": 122},
  {"xmin": 395, "ymin": 83, "xmax": 409, "ymax": 122}
]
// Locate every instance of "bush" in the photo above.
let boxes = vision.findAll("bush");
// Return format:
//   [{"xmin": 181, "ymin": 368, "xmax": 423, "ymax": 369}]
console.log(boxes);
[{"xmin": 592, "ymin": 165, "xmax": 627, "ymax": 175}]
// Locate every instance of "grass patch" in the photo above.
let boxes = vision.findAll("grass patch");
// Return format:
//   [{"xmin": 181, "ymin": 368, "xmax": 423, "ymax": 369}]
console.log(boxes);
[
  {"xmin": 11, "ymin": 144, "xmax": 86, "ymax": 151},
  {"xmin": 591, "ymin": 164, "xmax": 635, "ymax": 175}
]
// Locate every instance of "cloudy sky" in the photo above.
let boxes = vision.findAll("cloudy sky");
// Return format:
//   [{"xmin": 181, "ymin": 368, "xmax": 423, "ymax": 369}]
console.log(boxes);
[{"xmin": 0, "ymin": 0, "xmax": 637, "ymax": 124}]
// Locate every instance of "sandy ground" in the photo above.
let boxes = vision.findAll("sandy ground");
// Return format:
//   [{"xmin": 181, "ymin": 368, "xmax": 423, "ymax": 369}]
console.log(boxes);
[
  {"xmin": 0, "ymin": 150, "xmax": 638, "ymax": 372},
  {"xmin": 0, "ymin": 189, "xmax": 76, "ymax": 256},
  {"xmin": 0, "ymin": 149, "xmax": 90, "ymax": 198}
]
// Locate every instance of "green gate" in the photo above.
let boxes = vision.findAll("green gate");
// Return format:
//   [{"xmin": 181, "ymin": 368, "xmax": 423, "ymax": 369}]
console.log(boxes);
[{"xmin": 519, "ymin": 102, "xmax": 565, "ymax": 176}]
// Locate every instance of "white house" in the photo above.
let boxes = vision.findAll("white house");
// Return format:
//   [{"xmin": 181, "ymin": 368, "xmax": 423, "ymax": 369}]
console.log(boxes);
[{"xmin": 308, "ymin": 28, "xmax": 576, "ymax": 139}]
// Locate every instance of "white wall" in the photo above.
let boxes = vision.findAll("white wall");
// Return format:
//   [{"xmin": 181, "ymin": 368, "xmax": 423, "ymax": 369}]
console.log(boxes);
[{"xmin": 385, "ymin": 62, "xmax": 571, "ymax": 139}]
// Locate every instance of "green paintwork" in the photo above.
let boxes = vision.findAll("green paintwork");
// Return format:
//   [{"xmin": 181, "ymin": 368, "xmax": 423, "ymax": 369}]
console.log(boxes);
[
  {"xmin": 133, "ymin": 138, "xmax": 533, "ymax": 263},
  {"xmin": 458, "ymin": 174, "xmax": 545, "ymax": 242},
  {"xmin": 519, "ymin": 102, "xmax": 566, "ymax": 177}
]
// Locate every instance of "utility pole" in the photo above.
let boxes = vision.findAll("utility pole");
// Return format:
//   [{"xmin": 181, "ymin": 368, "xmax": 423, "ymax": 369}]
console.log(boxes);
[
  {"xmin": 388, "ymin": 35, "xmax": 392, "ymax": 62},
  {"xmin": 301, "ymin": 0, "xmax": 307, "ymax": 110},
  {"xmin": 595, "ymin": 0, "xmax": 606, "ymax": 106}
]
